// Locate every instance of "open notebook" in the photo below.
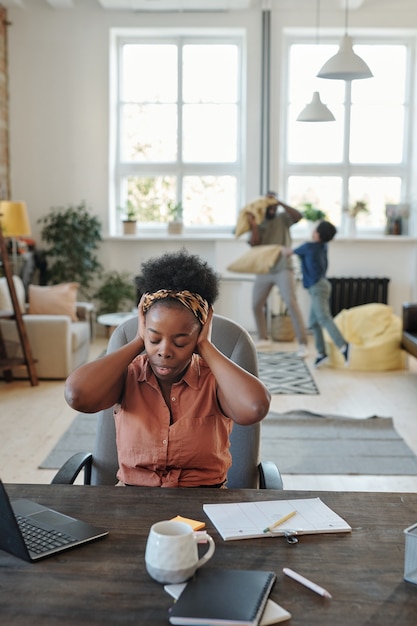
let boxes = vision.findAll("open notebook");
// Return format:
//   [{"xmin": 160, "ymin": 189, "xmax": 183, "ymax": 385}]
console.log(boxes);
[{"xmin": 203, "ymin": 497, "xmax": 351, "ymax": 541}]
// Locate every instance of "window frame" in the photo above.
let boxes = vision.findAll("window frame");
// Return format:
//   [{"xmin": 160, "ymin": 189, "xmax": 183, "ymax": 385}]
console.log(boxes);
[
  {"xmin": 109, "ymin": 28, "xmax": 245, "ymax": 236},
  {"xmin": 280, "ymin": 31, "xmax": 415, "ymax": 236}
]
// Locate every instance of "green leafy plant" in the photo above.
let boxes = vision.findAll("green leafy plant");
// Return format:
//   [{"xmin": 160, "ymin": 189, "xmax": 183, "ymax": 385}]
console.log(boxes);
[
  {"xmin": 167, "ymin": 201, "xmax": 183, "ymax": 222},
  {"xmin": 93, "ymin": 270, "xmax": 137, "ymax": 315},
  {"xmin": 118, "ymin": 199, "xmax": 138, "ymax": 221},
  {"xmin": 37, "ymin": 201, "xmax": 103, "ymax": 296},
  {"xmin": 302, "ymin": 203, "xmax": 326, "ymax": 222}
]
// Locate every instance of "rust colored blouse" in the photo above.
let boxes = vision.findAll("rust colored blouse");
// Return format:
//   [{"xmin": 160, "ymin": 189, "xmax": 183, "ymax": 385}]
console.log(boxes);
[{"xmin": 114, "ymin": 354, "xmax": 232, "ymax": 487}]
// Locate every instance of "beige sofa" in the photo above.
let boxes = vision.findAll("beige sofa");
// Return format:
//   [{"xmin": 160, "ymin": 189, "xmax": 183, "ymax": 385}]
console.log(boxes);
[{"xmin": 0, "ymin": 276, "xmax": 92, "ymax": 379}]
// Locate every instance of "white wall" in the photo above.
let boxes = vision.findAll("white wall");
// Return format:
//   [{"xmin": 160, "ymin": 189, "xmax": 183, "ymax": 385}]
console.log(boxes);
[
  {"xmin": 5, "ymin": 0, "xmax": 417, "ymax": 328},
  {"xmin": 6, "ymin": 0, "xmax": 262, "ymax": 240},
  {"xmin": 7, "ymin": 1, "xmax": 417, "ymax": 235},
  {"xmin": 99, "ymin": 233, "xmax": 417, "ymax": 330}
]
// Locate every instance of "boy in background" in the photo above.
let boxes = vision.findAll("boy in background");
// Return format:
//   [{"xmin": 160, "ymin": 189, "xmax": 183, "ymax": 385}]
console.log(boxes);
[{"xmin": 285, "ymin": 220, "xmax": 349, "ymax": 368}]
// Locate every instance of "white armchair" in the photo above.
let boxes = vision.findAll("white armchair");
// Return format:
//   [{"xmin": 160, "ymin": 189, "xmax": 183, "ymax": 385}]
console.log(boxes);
[{"xmin": 0, "ymin": 276, "xmax": 92, "ymax": 380}]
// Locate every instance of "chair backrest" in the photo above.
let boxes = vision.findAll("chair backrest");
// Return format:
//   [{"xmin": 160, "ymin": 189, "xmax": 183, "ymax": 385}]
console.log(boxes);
[{"xmin": 90, "ymin": 313, "xmax": 261, "ymax": 488}]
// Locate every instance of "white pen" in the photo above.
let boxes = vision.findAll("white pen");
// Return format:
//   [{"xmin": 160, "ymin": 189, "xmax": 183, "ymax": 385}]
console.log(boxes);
[{"xmin": 283, "ymin": 567, "xmax": 332, "ymax": 599}]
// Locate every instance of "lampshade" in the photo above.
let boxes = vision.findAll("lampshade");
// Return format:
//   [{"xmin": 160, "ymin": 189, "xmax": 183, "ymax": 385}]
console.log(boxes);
[
  {"xmin": 297, "ymin": 91, "xmax": 335, "ymax": 122},
  {"xmin": 296, "ymin": 0, "xmax": 335, "ymax": 123},
  {"xmin": 317, "ymin": 34, "xmax": 373, "ymax": 81},
  {"xmin": 0, "ymin": 201, "xmax": 31, "ymax": 237}
]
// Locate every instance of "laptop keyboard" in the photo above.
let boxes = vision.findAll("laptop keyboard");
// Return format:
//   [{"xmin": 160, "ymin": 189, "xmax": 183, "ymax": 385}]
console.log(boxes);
[{"xmin": 16, "ymin": 514, "xmax": 77, "ymax": 555}]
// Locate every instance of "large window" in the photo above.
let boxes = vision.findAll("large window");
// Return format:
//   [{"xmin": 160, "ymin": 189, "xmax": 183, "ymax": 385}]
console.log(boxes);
[
  {"xmin": 282, "ymin": 36, "xmax": 412, "ymax": 235},
  {"xmin": 110, "ymin": 31, "xmax": 243, "ymax": 233}
]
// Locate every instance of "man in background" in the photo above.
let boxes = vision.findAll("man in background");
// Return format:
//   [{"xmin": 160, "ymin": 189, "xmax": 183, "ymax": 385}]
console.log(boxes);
[{"xmin": 247, "ymin": 192, "xmax": 308, "ymax": 356}]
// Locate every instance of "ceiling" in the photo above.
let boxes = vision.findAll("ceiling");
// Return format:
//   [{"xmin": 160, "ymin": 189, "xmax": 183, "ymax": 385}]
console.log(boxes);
[{"xmin": 0, "ymin": 0, "xmax": 370, "ymax": 12}]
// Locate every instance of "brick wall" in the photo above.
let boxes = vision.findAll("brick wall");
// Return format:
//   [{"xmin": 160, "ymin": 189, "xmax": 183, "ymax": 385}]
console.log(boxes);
[{"xmin": 0, "ymin": 6, "xmax": 9, "ymax": 200}]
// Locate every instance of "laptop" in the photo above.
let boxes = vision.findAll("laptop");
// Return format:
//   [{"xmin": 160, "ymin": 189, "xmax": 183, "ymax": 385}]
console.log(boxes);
[{"xmin": 0, "ymin": 480, "xmax": 108, "ymax": 562}]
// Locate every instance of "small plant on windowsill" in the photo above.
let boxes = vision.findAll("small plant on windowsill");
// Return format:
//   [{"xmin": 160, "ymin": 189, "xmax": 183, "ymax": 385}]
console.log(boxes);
[
  {"xmin": 342, "ymin": 201, "xmax": 369, "ymax": 237},
  {"xmin": 302, "ymin": 203, "xmax": 326, "ymax": 222},
  {"xmin": 167, "ymin": 201, "xmax": 184, "ymax": 235},
  {"xmin": 118, "ymin": 200, "xmax": 138, "ymax": 235},
  {"xmin": 346, "ymin": 201, "xmax": 369, "ymax": 218}
]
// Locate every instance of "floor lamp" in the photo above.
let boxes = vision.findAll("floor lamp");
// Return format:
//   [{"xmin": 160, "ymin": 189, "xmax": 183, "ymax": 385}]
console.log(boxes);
[
  {"xmin": 0, "ymin": 201, "xmax": 31, "ymax": 273},
  {"xmin": 0, "ymin": 201, "xmax": 38, "ymax": 386}
]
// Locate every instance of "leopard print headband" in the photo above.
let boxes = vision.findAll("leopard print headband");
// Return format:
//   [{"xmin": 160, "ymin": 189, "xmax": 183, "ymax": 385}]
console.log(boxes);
[{"xmin": 142, "ymin": 289, "xmax": 209, "ymax": 325}]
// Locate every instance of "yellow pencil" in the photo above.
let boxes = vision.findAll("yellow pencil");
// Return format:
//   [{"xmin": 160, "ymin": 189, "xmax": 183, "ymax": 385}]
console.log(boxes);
[{"xmin": 263, "ymin": 510, "xmax": 297, "ymax": 533}]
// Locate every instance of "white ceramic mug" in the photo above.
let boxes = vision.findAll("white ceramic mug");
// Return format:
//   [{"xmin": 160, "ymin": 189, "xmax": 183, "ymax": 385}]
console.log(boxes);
[{"xmin": 145, "ymin": 520, "xmax": 215, "ymax": 584}]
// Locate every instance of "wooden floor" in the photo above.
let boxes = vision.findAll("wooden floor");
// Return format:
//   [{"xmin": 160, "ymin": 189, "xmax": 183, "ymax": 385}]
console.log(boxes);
[{"xmin": 1, "ymin": 333, "xmax": 417, "ymax": 491}]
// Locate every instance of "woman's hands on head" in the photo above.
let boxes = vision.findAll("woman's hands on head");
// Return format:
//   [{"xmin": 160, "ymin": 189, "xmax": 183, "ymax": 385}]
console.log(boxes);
[
  {"xmin": 137, "ymin": 295, "xmax": 147, "ymax": 342},
  {"xmin": 194, "ymin": 305, "xmax": 270, "ymax": 425},
  {"xmin": 196, "ymin": 306, "xmax": 213, "ymax": 353}
]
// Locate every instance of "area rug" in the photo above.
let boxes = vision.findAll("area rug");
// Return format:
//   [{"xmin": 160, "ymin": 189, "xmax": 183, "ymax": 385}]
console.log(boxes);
[
  {"xmin": 261, "ymin": 410, "xmax": 417, "ymax": 475},
  {"xmin": 41, "ymin": 408, "xmax": 417, "ymax": 475},
  {"xmin": 257, "ymin": 351, "xmax": 319, "ymax": 395},
  {"xmin": 40, "ymin": 413, "xmax": 97, "ymax": 470}
]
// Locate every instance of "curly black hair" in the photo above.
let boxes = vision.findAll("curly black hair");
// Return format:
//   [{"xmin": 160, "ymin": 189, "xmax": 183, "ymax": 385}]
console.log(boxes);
[
  {"xmin": 316, "ymin": 220, "xmax": 337, "ymax": 243},
  {"xmin": 136, "ymin": 248, "xmax": 219, "ymax": 306}
]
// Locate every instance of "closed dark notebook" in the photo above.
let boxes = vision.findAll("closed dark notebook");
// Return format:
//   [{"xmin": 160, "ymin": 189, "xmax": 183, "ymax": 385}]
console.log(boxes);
[{"xmin": 169, "ymin": 568, "xmax": 276, "ymax": 626}]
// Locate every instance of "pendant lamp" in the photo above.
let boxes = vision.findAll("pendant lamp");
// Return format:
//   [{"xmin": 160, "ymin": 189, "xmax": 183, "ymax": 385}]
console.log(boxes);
[
  {"xmin": 297, "ymin": 0, "xmax": 335, "ymax": 122},
  {"xmin": 317, "ymin": 0, "xmax": 373, "ymax": 81},
  {"xmin": 297, "ymin": 91, "xmax": 335, "ymax": 122}
]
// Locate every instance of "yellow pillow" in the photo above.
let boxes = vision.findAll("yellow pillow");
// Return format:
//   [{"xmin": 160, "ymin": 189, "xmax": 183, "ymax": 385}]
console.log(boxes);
[
  {"xmin": 227, "ymin": 245, "xmax": 282, "ymax": 274},
  {"xmin": 234, "ymin": 197, "xmax": 277, "ymax": 237},
  {"xmin": 28, "ymin": 283, "xmax": 79, "ymax": 321}
]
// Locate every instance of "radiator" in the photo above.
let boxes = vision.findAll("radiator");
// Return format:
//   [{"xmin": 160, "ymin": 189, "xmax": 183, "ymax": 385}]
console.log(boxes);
[{"xmin": 328, "ymin": 277, "xmax": 390, "ymax": 317}]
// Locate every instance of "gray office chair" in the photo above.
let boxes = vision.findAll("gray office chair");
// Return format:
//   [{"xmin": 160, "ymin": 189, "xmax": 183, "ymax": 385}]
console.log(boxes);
[{"xmin": 52, "ymin": 314, "xmax": 283, "ymax": 489}]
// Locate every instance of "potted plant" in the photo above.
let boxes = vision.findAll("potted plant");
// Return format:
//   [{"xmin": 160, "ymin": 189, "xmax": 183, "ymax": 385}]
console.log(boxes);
[
  {"xmin": 302, "ymin": 203, "xmax": 326, "ymax": 223},
  {"xmin": 93, "ymin": 270, "xmax": 137, "ymax": 315},
  {"xmin": 167, "ymin": 201, "xmax": 184, "ymax": 235},
  {"xmin": 343, "ymin": 200, "xmax": 369, "ymax": 237},
  {"xmin": 37, "ymin": 200, "xmax": 103, "ymax": 298},
  {"xmin": 118, "ymin": 200, "xmax": 138, "ymax": 235},
  {"xmin": 348, "ymin": 201, "xmax": 369, "ymax": 218}
]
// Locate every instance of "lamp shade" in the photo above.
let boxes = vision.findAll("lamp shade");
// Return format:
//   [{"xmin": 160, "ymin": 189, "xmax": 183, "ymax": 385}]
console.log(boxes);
[
  {"xmin": 317, "ymin": 34, "xmax": 373, "ymax": 81},
  {"xmin": 297, "ymin": 91, "xmax": 335, "ymax": 122},
  {"xmin": 0, "ymin": 201, "xmax": 31, "ymax": 237}
]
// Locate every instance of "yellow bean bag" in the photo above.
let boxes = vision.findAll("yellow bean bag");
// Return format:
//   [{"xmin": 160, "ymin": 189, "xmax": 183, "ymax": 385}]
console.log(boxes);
[{"xmin": 324, "ymin": 303, "xmax": 406, "ymax": 371}]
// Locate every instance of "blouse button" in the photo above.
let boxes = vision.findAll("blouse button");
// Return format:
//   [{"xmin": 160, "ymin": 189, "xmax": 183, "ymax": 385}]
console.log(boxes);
[{"xmin": 162, "ymin": 439, "xmax": 167, "ymax": 445}]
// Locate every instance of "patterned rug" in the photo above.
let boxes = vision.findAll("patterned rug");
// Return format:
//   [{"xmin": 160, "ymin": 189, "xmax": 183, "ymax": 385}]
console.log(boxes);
[{"xmin": 257, "ymin": 351, "xmax": 319, "ymax": 395}]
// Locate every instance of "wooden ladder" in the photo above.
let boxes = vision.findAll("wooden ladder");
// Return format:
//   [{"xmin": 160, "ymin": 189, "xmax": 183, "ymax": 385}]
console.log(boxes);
[{"xmin": 0, "ymin": 227, "xmax": 38, "ymax": 386}]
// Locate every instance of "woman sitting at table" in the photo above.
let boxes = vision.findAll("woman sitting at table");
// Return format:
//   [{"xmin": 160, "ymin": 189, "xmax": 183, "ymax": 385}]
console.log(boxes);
[{"xmin": 64, "ymin": 249, "xmax": 271, "ymax": 488}]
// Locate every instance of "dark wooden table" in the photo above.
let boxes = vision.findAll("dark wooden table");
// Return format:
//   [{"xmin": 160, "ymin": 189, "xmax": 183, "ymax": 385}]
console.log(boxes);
[{"xmin": 1, "ymin": 485, "xmax": 417, "ymax": 625}]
